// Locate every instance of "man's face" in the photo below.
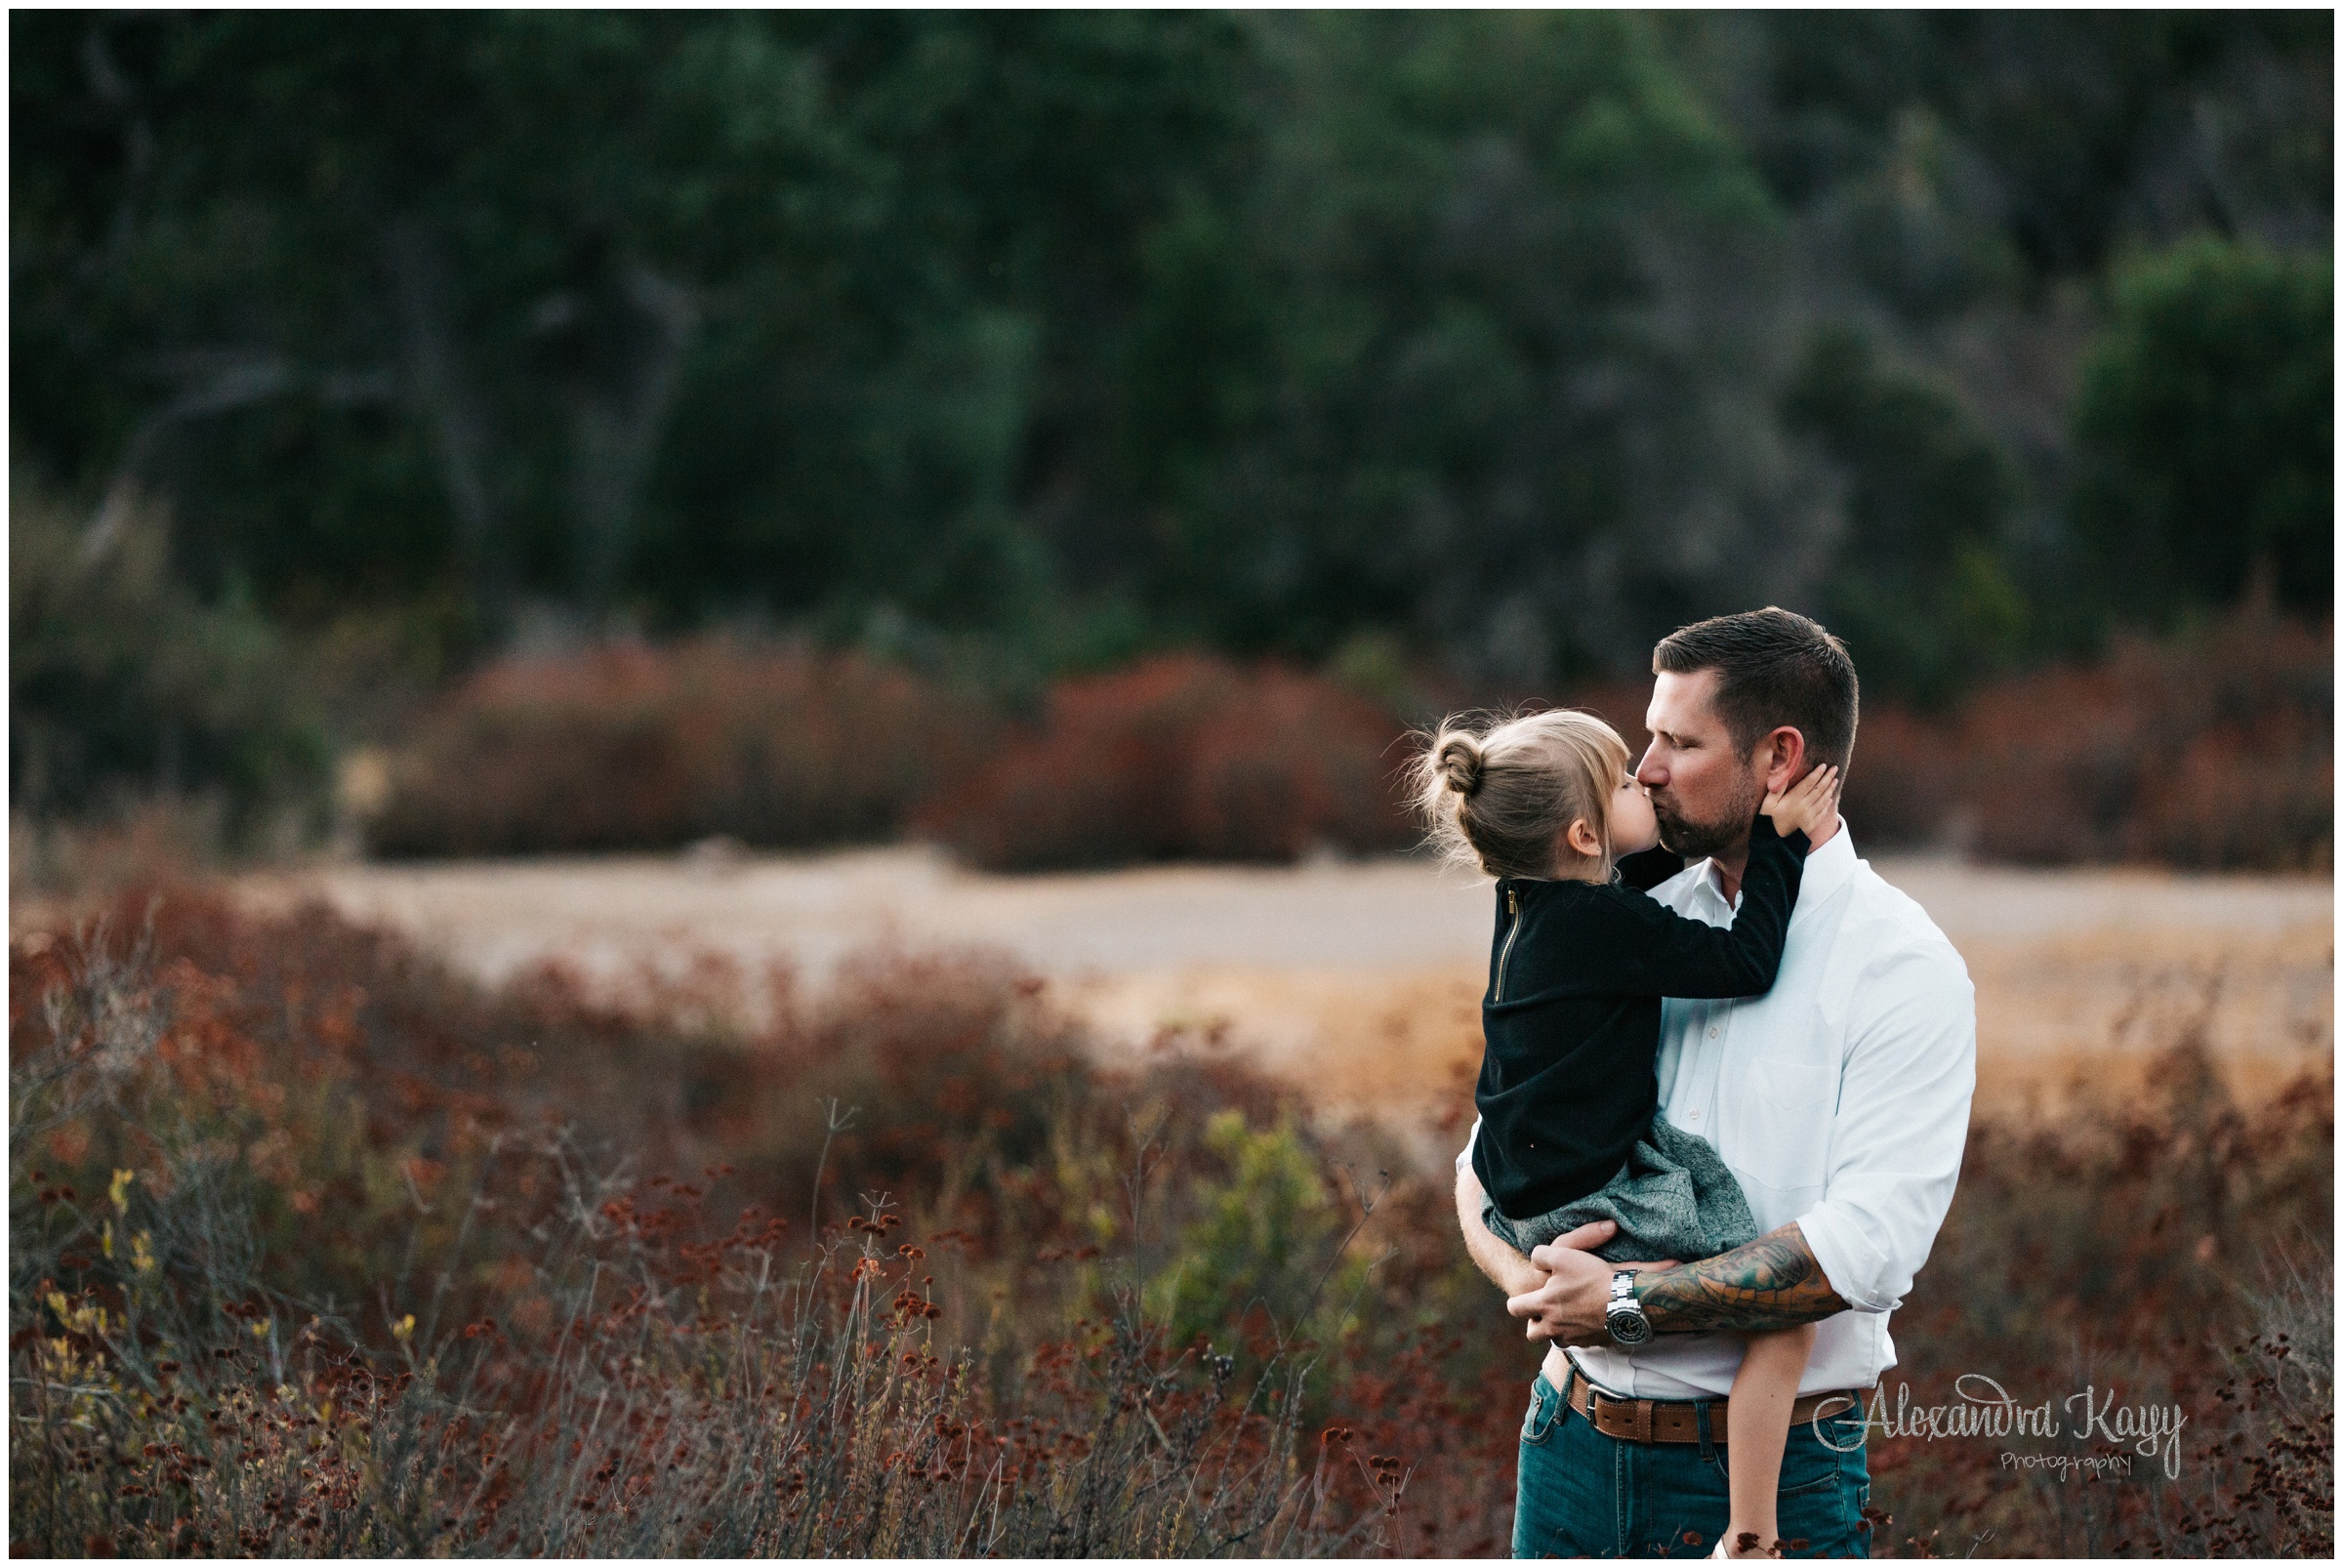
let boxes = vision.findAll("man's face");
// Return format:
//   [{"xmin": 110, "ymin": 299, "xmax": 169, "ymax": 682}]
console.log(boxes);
[{"xmin": 1637, "ymin": 669, "xmax": 1767, "ymax": 862}]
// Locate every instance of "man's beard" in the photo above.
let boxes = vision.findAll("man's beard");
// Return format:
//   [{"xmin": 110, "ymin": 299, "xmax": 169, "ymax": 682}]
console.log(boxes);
[{"xmin": 1652, "ymin": 771, "xmax": 1768, "ymax": 863}]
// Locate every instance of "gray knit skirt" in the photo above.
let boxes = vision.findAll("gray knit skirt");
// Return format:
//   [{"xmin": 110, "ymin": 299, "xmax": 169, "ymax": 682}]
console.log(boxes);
[{"xmin": 1482, "ymin": 1114, "xmax": 1759, "ymax": 1265}]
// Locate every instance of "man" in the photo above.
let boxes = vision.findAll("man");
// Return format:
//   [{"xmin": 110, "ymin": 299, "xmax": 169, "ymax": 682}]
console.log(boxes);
[{"xmin": 1454, "ymin": 607, "xmax": 1976, "ymax": 1558}]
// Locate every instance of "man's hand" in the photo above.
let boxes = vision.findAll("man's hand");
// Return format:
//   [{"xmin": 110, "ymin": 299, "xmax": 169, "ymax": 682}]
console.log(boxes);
[
  {"xmin": 1509, "ymin": 1221, "xmax": 1852, "ymax": 1343},
  {"xmin": 1455, "ymin": 1154, "xmax": 1616, "ymax": 1299},
  {"xmin": 1506, "ymin": 1242, "xmax": 1679, "ymax": 1345}
]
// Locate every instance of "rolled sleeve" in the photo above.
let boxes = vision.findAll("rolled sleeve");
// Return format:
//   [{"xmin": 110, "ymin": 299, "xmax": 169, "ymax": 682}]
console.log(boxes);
[{"xmin": 1794, "ymin": 941, "xmax": 1976, "ymax": 1313}]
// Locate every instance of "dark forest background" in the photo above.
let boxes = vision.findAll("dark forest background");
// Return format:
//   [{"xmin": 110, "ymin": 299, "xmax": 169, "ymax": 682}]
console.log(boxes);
[{"xmin": 12, "ymin": 11, "xmax": 2332, "ymax": 860}]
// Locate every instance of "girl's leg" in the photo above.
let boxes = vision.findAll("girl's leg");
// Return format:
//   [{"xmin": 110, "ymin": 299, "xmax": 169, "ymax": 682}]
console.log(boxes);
[{"xmin": 1722, "ymin": 1324, "xmax": 1818, "ymax": 1558}]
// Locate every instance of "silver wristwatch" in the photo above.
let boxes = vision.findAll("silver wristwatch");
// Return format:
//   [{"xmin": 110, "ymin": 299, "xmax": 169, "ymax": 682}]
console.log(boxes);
[{"xmin": 1604, "ymin": 1270, "xmax": 1652, "ymax": 1346}]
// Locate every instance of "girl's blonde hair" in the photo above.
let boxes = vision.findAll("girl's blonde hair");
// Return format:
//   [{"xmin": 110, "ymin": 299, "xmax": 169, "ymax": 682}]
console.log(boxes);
[{"xmin": 1412, "ymin": 709, "xmax": 1630, "ymax": 881}]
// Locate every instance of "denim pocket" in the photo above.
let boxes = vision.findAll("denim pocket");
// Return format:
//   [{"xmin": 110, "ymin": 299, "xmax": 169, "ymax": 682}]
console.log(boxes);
[
  {"xmin": 1698, "ymin": 1435, "xmax": 1839, "ymax": 1499},
  {"xmin": 1776, "ymin": 1461, "xmax": 1847, "ymax": 1499},
  {"xmin": 1520, "ymin": 1374, "xmax": 1562, "ymax": 1447},
  {"xmin": 1777, "ymin": 1420, "xmax": 1870, "ymax": 1556}
]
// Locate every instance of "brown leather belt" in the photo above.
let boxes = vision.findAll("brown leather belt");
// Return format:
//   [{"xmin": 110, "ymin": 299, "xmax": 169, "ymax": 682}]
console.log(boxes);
[{"xmin": 1560, "ymin": 1368, "xmax": 1862, "ymax": 1445}]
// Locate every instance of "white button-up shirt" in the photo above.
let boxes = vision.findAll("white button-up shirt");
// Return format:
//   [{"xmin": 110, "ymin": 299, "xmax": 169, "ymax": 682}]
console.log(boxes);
[{"xmin": 1459, "ymin": 827, "xmax": 1977, "ymax": 1398}]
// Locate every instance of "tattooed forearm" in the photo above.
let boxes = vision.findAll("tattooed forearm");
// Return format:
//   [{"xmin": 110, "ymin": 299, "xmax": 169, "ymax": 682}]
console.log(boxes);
[{"xmin": 1634, "ymin": 1222, "xmax": 1849, "ymax": 1333}]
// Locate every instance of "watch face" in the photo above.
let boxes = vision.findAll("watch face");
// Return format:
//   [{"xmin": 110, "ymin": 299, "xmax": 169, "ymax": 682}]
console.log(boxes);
[{"xmin": 1606, "ymin": 1306, "xmax": 1653, "ymax": 1346}]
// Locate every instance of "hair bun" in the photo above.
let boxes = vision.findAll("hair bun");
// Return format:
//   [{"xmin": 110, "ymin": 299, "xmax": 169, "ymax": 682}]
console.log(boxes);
[{"xmin": 1436, "ymin": 734, "xmax": 1484, "ymax": 797}]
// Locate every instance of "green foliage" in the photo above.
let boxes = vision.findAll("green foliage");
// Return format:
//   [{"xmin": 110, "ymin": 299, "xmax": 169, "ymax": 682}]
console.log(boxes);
[
  {"xmin": 1145, "ymin": 1110, "xmax": 1369, "ymax": 1361},
  {"xmin": 2070, "ymin": 235, "xmax": 2332, "ymax": 628},
  {"xmin": 9, "ymin": 485, "xmax": 328, "ymax": 836},
  {"xmin": 1145, "ymin": 12, "xmax": 1798, "ymax": 677},
  {"xmin": 9, "ymin": 9, "xmax": 2332, "ymax": 735},
  {"xmin": 11, "ymin": 12, "xmax": 1260, "ymax": 645},
  {"xmin": 1784, "ymin": 326, "xmax": 2027, "ymax": 707}
]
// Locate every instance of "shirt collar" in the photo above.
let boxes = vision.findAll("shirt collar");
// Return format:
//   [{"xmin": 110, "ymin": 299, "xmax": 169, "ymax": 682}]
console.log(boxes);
[
  {"xmin": 1694, "ymin": 824, "xmax": 1859, "ymax": 915},
  {"xmin": 1797, "ymin": 824, "xmax": 1860, "ymax": 910}
]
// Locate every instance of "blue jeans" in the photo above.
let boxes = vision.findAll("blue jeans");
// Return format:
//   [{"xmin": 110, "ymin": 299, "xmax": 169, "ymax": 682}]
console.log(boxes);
[{"xmin": 1512, "ymin": 1370, "xmax": 1871, "ymax": 1558}]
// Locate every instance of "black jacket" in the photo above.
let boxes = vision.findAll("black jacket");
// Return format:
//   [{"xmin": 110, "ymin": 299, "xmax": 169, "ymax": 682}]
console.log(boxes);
[{"xmin": 1471, "ymin": 813, "xmax": 1810, "ymax": 1221}]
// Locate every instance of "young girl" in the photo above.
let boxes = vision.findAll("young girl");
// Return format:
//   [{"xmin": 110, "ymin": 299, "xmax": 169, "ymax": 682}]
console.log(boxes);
[{"xmin": 1418, "ymin": 708, "xmax": 1841, "ymax": 1562}]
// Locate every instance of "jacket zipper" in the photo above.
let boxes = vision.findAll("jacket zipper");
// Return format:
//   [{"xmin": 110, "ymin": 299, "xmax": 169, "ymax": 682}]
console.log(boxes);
[{"xmin": 1495, "ymin": 886, "xmax": 1522, "ymax": 1003}]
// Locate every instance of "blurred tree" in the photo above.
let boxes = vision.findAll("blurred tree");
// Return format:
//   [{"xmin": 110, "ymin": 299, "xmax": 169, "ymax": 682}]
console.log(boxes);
[
  {"xmin": 10, "ymin": 12, "xmax": 1258, "ymax": 648},
  {"xmin": 1784, "ymin": 326, "xmax": 2027, "ymax": 708},
  {"xmin": 2069, "ymin": 235, "xmax": 2332, "ymax": 628},
  {"xmin": 10, "ymin": 484, "xmax": 327, "ymax": 833},
  {"xmin": 1714, "ymin": 11, "xmax": 2332, "ymax": 281},
  {"xmin": 8, "ymin": 7, "xmax": 2332, "ymax": 734},
  {"xmin": 645, "ymin": 11, "xmax": 1260, "ymax": 641},
  {"xmin": 12, "ymin": 13, "xmax": 878, "ymax": 637},
  {"xmin": 1143, "ymin": 12, "xmax": 1831, "ymax": 684}
]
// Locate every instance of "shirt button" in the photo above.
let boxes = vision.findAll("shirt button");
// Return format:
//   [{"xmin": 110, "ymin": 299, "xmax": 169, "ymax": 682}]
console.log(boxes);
[
  {"xmin": 1706, "ymin": 1026, "xmax": 1720, "ymax": 1039},
  {"xmin": 1687, "ymin": 1110, "xmax": 1702, "ymax": 1120}
]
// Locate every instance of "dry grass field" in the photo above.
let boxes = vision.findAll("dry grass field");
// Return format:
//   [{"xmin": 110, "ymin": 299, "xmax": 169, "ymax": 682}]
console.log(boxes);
[{"xmin": 215, "ymin": 845, "xmax": 2331, "ymax": 1141}]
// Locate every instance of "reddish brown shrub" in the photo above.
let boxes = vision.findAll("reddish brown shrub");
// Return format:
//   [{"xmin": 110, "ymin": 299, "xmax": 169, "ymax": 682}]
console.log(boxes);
[
  {"xmin": 916, "ymin": 654, "xmax": 1417, "ymax": 870},
  {"xmin": 1840, "ymin": 705, "xmax": 1966, "ymax": 849},
  {"xmin": 360, "ymin": 613, "xmax": 2327, "ymax": 872},
  {"xmin": 1871, "ymin": 1014, "xmax": 2332, "ymax": 1558},
  {"xmin": 9, "ymin": 889, "xmax": 1475, "ymax": 1555},
  {"xmin": 368, "ymin": 638, "xmax": 988, "ymax": 856},
  {"xmin": 1958, "ymin": 609, "xmax": 2330, "ymax": 869}
]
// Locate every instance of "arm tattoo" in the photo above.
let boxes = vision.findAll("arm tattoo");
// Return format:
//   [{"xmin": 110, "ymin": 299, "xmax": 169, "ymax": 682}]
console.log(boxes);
[{"xmin": 1634, "ymin": 1222, "xmax": 1849, "ymax": 1333}]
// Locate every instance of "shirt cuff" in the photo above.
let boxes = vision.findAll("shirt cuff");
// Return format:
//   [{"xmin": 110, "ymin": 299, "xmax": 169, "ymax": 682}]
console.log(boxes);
[
  {"xmin": 1455, "ymin": 1118, "xmax": 1481, "ymax": 1178},
  {"xmin": 1792, "ymin": 1203, "xmax": 1896, "ymax": 1314}
]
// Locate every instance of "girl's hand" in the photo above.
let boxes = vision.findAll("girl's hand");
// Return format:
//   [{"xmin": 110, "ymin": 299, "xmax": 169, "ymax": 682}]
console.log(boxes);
[{"xmin": 1760, "ymin": 763, "xmax": 1840, "ymax": 841}]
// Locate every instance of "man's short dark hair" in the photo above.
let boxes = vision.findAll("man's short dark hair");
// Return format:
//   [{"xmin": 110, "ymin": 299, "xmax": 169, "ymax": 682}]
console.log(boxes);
[{"xmin": 1652, "ymin": 607, "xmax": 1859, "ymax": 772}]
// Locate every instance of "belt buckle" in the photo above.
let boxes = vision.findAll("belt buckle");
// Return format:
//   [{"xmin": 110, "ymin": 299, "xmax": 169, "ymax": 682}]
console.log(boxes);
[{"xmin": 1591, "ymin": 1387, "xmax": 1652, "ymax": 1444}]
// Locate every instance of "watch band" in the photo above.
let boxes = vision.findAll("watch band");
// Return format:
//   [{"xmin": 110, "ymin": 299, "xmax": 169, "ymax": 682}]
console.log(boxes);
[{"xmin": 1605, "ymin": 1270, "xmax": 1652, "ymax": 1346}]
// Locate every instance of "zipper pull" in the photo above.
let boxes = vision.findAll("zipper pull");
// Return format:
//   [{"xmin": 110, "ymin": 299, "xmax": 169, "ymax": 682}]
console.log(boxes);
[{"xmin": 1507, "ymin": 887, "xmax": 1519, "ymax": 917}]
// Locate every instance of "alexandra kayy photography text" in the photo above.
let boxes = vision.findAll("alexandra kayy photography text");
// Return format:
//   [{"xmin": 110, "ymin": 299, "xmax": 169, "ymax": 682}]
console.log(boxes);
[{"xmin": 1847, "ymin": 1376, "xmax": 2190, "ymax": 1479}]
